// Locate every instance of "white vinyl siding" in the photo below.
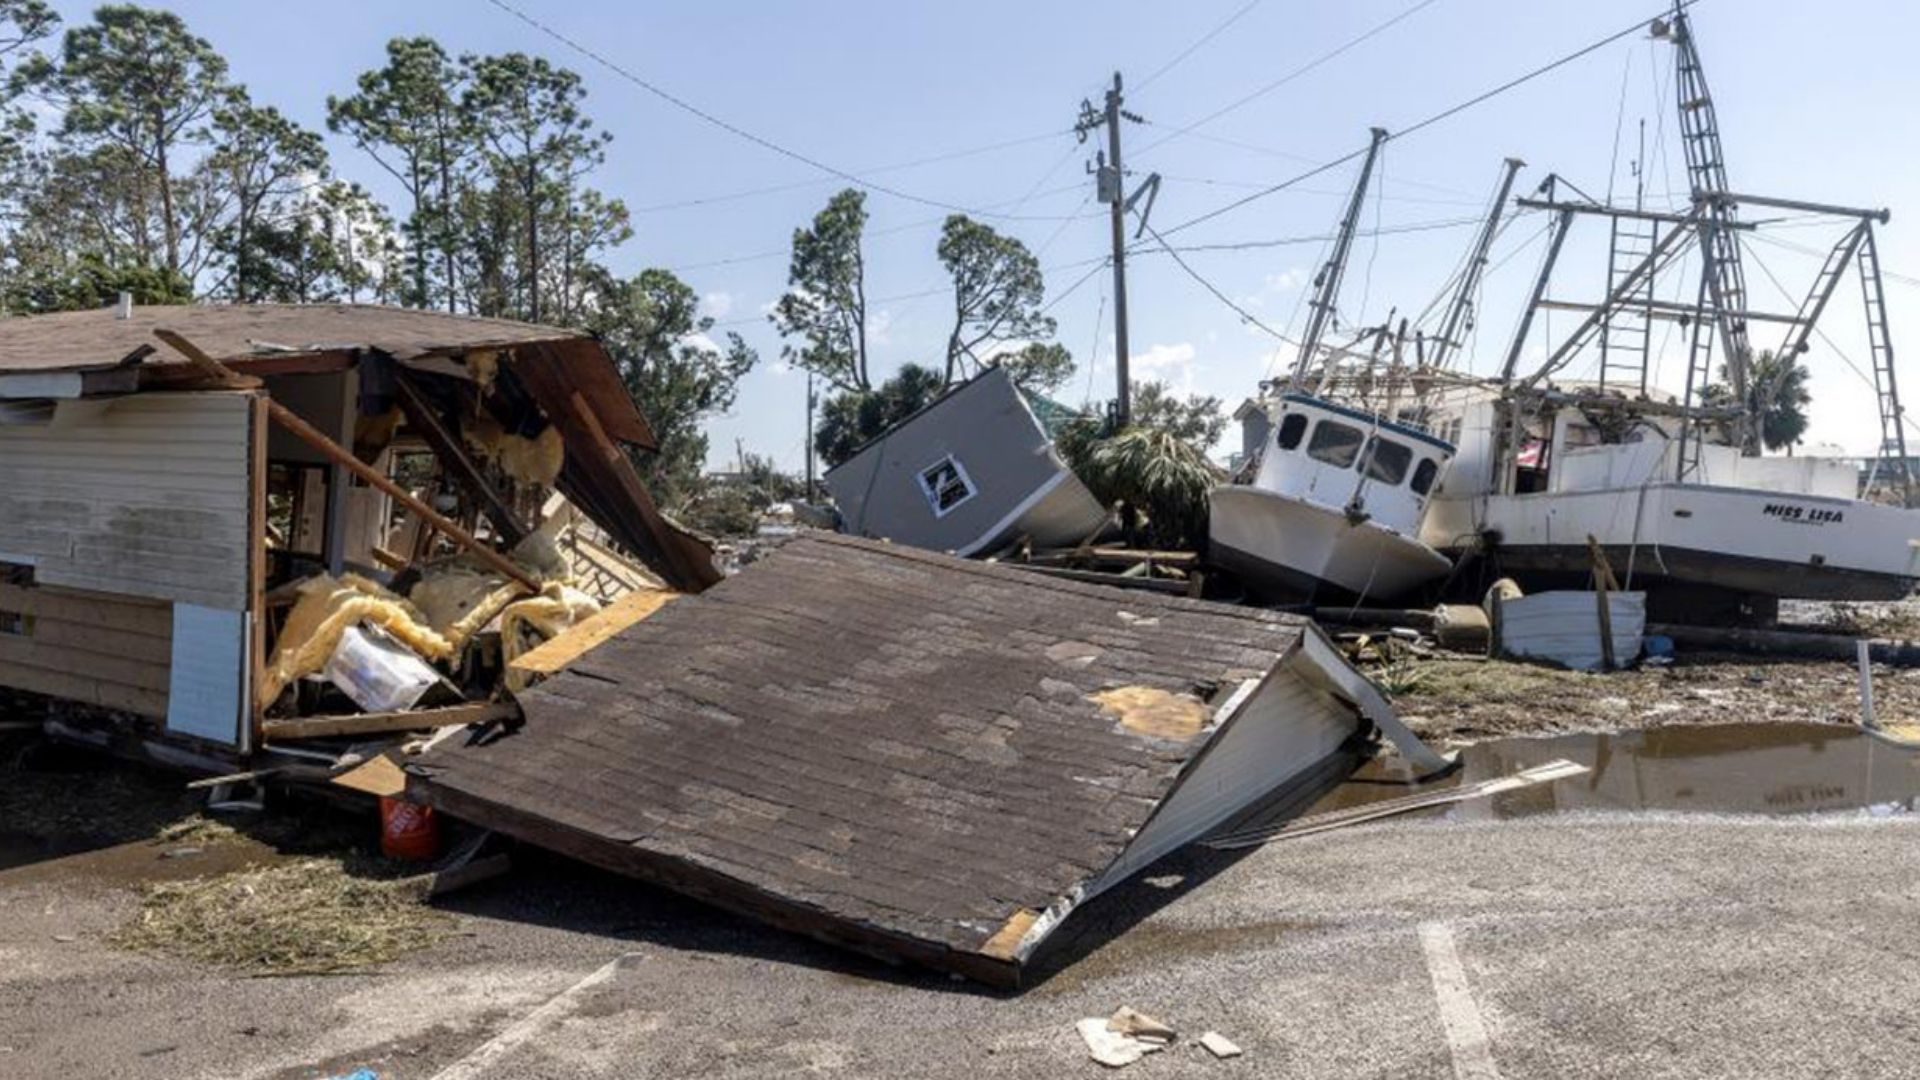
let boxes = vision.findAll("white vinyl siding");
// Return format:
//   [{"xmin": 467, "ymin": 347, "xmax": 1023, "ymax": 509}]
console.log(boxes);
[{"xmin": 0, "ymin": 393, "xmax": 253, "ymax": 611}]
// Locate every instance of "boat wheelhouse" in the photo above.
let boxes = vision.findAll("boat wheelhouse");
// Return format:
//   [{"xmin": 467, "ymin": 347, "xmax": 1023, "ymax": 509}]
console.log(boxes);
[{"xmin": 1212, "ymin": 393, "xmax": 1456, "ymax": 602}]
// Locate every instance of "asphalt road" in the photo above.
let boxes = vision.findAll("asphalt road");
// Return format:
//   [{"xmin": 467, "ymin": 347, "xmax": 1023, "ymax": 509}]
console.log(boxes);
[{"xmin": 6, "ymin": 808, "xmax": 1920, "ymax": 1079}]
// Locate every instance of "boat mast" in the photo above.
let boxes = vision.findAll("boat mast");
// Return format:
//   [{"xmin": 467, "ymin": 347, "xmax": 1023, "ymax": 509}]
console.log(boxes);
[
  {"xmin": 1658, "ymin": 2, "xmax": 1759, "ymax": 454},
  {"xmin": 1291, "ymin": 127, "xmax": 1389, "ymax": 393},
  {"xmin": 1429, "ymin": 157, "xmax": 1525, "ymax": 373}
]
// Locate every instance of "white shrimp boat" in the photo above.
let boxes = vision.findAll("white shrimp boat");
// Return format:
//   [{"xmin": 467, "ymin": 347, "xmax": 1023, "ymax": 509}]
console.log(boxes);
[{"xmin": 1212, "ymin": 393, "xmax": 1455, "ymax": 601}]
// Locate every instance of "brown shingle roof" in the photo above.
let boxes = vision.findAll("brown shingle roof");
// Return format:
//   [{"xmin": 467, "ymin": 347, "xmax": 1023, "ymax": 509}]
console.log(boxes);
[
  {"xmin": 0, "ymin": 303, "xmax": 585, "ymax": 373},
  {"xmin": 409, "ymin": 534, "xmax": 1323, "ymax": 984}
]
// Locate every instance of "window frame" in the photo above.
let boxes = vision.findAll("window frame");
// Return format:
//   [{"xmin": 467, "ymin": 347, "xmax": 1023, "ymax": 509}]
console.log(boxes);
[
  {"xmin": 1305, "ymin": 419, "xmax": 1365, "ymax": 469},
  {"xmin": 1275, "ymin": 412, "xmax": 1309, "ymax": 451},
  {"xmin": 1410, "ymin": 457, "xmax": 1440, "ymax": 496},
  {"xmin": 916, "ymin": 455, "xmax": 979, "ymax": 519},
  {"xmin": 1359, "ymin": 436, "xmax": 1414, "ymax": 486}
]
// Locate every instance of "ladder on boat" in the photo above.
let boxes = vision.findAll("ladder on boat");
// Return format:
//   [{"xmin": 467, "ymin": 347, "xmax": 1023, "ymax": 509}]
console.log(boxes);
[
  {"xmin": 1676, "ymin": 266, "xmax": 1717, "ymax": 483},
  {"xmin": 1858, "ymin": 228, "xmax": 1914, "ymax": 504},
  {"xmin": 1670, "ymin": 6, "xmax": 1758, "ymax": 451},
  {"xmin": 1598, "ymin": 214, "xmax": 1657, "ymax": 395}
]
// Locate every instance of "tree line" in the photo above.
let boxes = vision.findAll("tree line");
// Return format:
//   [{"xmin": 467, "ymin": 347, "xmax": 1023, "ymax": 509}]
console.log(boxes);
[{"xmin": 0, "ymin": 2, "xmax": 1227, "ymax": 529}]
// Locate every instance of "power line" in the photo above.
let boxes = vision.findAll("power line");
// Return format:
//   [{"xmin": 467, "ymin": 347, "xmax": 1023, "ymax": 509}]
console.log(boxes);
[
  {"xmin": 630, "ymin": 130, "xmax": 1067, "ymax": 214},
  {"xmin": 1134, "ymin": 217, "xmax": 1298, "ymax": 345},
  {"xmin": 1158, "ymin": 0, "xmax": 1705, "ymax": 239},
  {"xmin": 482, "ymin": 0, "xmax": 1079, "ymax": 223},
  {"xmin": 1136, "ymin": 0, "xmax": 1444, "ymax": 157},
  {"xmin": 1136, "ymin": 0, "xmax": 1266, "ymax": 90}
]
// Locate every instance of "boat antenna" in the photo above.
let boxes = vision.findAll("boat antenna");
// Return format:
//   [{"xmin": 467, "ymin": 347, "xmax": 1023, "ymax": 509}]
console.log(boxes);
[
  {"xmin": 1428, "ymin": 157, "xmax": 1524, "ymax": 373},
  {"xmin": 1291, "ymin": 127, "xmax": 1389, "ymax": 393}
]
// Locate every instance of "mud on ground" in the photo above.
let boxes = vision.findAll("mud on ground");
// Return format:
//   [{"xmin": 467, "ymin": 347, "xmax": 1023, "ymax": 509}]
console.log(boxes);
[{"xmin": 1388, "ymin": 652, "xmax": 1911, "ymax": 743}]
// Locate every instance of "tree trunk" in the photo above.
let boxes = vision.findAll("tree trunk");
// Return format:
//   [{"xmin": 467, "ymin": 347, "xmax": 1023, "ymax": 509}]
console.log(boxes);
[
  {"xmin": 154, "ymin": 128, "xmax": 179, "ymax": 280},
  {"xmin": 525, "ymin": 162, "xmax": 540, "ymax": 323}
]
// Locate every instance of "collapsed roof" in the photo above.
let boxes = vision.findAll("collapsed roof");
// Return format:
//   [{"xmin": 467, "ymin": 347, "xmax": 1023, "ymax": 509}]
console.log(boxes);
[{"xmin": 408, "ymin": 534, "xmax": 1428, "ymax": 986}]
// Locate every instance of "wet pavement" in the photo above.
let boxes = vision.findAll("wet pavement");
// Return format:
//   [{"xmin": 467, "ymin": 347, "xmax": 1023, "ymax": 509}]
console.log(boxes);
[{"xmin": 1318, "ymin": 720, "xmax": 1920, "ymax": 822}]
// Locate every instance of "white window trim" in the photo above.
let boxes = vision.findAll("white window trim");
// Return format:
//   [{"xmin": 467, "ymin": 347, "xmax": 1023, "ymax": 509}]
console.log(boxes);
[{"xmin": 917, "ymin": 454, "xmax": 979, "ymax": 519}]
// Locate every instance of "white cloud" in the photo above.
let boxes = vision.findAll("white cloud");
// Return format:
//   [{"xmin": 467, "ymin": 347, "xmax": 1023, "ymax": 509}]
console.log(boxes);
[
  {"xmin": 703, "ymin": 291, "xmax": 735, "ymax": 318},
  {"xmin": 866, "ymin": 308, "xmax": 894, "ymax": 346},
  {"xmin": 1238, "ymin": 267, "xmax": 1307, "ymax": 310},
  {"xmin": 681, "ymin": 332, "xmax": 722, "ymax": 354},
  {"xmin": 1130, "ymin": 342, "xmax": 1202, "ymax": 396}
]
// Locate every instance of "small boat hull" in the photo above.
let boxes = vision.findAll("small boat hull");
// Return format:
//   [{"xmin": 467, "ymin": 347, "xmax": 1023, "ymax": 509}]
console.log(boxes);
[{"xmin": 1210, "ymin": 485, "xmax": 1453, "ymax": 602}]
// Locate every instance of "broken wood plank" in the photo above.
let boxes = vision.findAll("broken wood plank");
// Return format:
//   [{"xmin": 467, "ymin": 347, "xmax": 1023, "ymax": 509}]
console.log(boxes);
[
  {"xmin": 393, "ymin": 370, "xmax": 528, "ymax": 547},
  {"xmin": 508, "ymin": 589, "xmax": 680, "ymax": 677},
  {"xmin": 330, "ymin": 754, "xmax": 408, "ymax": 797},
  {"xmin": 1003, "ymin": 563, "xmax": 1191, "ymax": 594},
  {"xmin": 154, "ymin": 330, "xmax": 540, "ymax": 593},
  {"xmin": 262, "ymin": 701, "xmax": 518, "ymax": 741}
]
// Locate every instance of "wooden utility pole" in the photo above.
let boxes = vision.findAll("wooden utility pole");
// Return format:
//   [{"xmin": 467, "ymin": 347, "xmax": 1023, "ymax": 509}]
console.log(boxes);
[
  {"xmin": 1078, "ymin": 73, "xmax": 1145, "ymax": 429},
  {"xmin": 804, "ymin": 370, "xmax": 817, "ymax": 497}
]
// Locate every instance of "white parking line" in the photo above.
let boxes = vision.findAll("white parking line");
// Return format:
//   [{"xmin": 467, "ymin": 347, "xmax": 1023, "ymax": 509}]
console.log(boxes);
[
  {"xmin": 430, "ymin": 953, "xmax": 633, "ymax": 1080},
  {"xmin": 1419, "ymin": 921, "xmax": 1502, "ymax": 1080}
]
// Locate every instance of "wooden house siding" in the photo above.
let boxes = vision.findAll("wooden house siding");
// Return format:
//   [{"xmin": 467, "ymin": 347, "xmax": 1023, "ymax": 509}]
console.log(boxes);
[
  {"xmin": 0, "ymin": 582, "xmax": 171, "ymax": 717},
  {"xmin": 0, "ymin": 393, "xmax": 253, "ymax": 611}
]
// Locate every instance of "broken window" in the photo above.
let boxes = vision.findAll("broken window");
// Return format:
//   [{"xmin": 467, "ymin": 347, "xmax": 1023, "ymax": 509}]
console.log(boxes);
[
  {"xmin": 1305, "ymin": 420, "xmax": 1364, "ymax": 469},
  {"xmin": 917, "ymin": 456, "xmax": 977, "ymax": 518},
  {"xmin": 1360, "ymin": 436, "xmax": 1413, "ymax": 485},
  {"xmin": 1276, "ymin": 412, "xmax": 1308, "ymax": 450}
]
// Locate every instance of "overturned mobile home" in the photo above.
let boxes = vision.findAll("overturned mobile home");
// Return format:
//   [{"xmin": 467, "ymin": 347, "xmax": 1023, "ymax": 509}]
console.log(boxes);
[
  {"xmin": 824, "ymin": 365, "xmax": 1109, "ymax": 556},
  {"xmin": 408, "ymin": 533, "xmax": 1441, "ymax": 986},
  {"xmin": 0, "ymin": 304, "xmax": 713, "ymax": 764}
]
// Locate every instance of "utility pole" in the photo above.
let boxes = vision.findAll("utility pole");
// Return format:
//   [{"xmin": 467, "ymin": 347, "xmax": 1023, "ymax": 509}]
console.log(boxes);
[
  {"xmin": 1077, "ymin": 73, "xmax": 1146, "ymax": 428},
  {"xmin": 804, "ymin": 371, "xmax": 817, "ymax": 498}
]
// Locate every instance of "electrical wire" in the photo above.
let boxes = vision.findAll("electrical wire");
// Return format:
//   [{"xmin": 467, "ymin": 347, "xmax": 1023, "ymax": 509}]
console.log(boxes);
[
  {"xmin": 1133, "ymin": 216, "xmax": 1298, "ymax": 345},
  {"xmin": 1158, "ymin": 0, "xmax": 1706, "ymax": 240},
  {"xmin": 482, "ymin": 0, "xmax": 1083, "ymax": 223},
  {"xmin": 1136, "ymin": 0, "xmax": 1266, "ymax": 90},
  {"xmin": 1134, "ymin": 0, "xmax": 1444, "ymax": 157}
]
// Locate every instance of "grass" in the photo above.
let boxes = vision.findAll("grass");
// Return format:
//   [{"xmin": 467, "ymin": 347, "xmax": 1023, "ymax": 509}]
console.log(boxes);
[{"xmin": 112, "ymin": 856, "xmax": 455, "ymax": 974}]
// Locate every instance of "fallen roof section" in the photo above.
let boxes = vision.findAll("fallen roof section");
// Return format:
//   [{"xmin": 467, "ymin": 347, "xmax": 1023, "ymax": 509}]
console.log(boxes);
[{"xmin": 408, "ymin": 534, "xmax": 1427, "ymax": 985}]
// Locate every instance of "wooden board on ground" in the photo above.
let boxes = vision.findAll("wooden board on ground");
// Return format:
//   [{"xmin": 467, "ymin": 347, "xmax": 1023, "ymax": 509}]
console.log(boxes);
[
  {"xmin": 508, "ymin": 589, "xmax": 679, "ymax": 677},
  {"xmin": 262, "ymin": 701, "xmax": 517, "ymax": 741},
  {"xmin": 331, "ymin": 754, "xmax": 408, "ymax": 797}
]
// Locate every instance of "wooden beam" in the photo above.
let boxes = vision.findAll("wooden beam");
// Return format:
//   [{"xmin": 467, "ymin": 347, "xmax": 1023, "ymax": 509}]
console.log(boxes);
[
  {"xmin": 393, "ymin": 371, "xmax": 527, "ymax": 547},
  {"xmin": 509, "ymin": 589, "xmax": 680, "ymax": 677},
  {"xmin": 156, "ymin": 330, "xmax": 539, "ymax": 593},
  {"xmin": 261, "ymin": 701, "xmax": 519, "ymax": 741}
]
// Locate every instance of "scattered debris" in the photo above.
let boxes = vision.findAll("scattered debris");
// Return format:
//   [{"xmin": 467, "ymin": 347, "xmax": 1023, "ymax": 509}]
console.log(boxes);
[
  {"xmin": 1077, "ymin": 1007, "xmax": 1177, "ymax": 1068},
  {"xmin": 1205, "ymin": 759, "xmax": 1587, "ymax": 848},
  {"xmin": 1199, "ymin": 1031, "xmax": 1244, "ymax": 1059},
  {"xmin": 110, "ymin": 858, "xmax": 453, "ymax": 974}
]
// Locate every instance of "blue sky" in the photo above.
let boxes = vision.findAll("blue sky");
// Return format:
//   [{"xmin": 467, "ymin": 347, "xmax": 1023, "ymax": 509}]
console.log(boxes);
[{"xmin": 44, "ymin": 0, "xmax": 1920, "ymax": 467}]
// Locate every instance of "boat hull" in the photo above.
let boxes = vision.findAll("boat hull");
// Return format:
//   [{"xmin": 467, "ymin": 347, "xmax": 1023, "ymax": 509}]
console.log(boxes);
[
  {"xmin": 1210, "ymin": 485, "xmax": 1453, "ymax": 602},
  {"xmin": 1428, "ymin": 483, "xmax": 1920, "ymax": 602}
]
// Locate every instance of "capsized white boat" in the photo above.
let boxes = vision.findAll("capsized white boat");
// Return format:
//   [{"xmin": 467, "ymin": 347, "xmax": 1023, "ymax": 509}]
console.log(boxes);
[{"xmin": 1211, "ymin": 393, "xmax": 1456, "ymax": 602}]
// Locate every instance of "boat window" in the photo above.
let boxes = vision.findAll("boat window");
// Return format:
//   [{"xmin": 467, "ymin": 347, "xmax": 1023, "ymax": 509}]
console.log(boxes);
[
  {"xmin": 1306, "ymin": 420, "xmax": 1364, "ymax": 468},
  {"xmin": 917, "ymin": 455, "xmax": 977, "ymax": 518},
  {"xmin": 1275, "ymin": 412, "xmax": 1308, "ymax": 450},
  {"xmin": 1411, "ymin": 458, "xmax": 1439, "ymax": 496},
  {"xmin": 1360, "ymin": 436, "xmax": 1412, "ymax": 485}
]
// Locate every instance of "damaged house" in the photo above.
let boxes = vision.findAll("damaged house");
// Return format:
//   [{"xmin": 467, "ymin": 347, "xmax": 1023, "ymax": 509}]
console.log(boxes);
[
  {"xmin": 0, "ymin": 303, "xmax": 714, "ymax": 768},
  {"xmin": 823, "ymin": 364, "xmax": 1109, "ymax": 556}
]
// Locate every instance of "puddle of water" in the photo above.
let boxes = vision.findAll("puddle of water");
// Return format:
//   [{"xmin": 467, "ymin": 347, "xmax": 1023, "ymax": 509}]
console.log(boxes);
[
  {"xmin": 0, "ymin": 829, "xmax": 280, "ymax": 887},
  {"xmin": 1313, "ymin": 722, "xmax": 1920, "ymax": 822}
]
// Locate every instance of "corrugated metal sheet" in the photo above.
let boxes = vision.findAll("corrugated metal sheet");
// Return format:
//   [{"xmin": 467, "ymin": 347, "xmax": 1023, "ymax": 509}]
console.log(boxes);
[
  {"xmin": 1500, "ymin": 590, "xmax": 1647, "ymax": 671},
  {"xmin": 0, "ymin": 393, "xmax": 252, "ymax": 610}
]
